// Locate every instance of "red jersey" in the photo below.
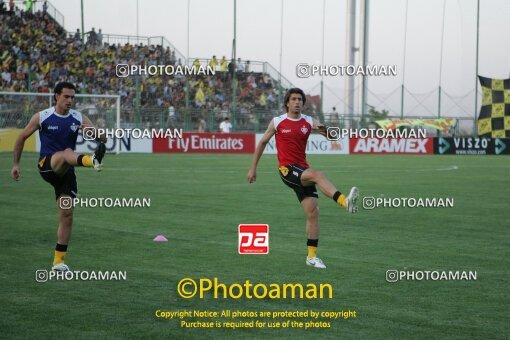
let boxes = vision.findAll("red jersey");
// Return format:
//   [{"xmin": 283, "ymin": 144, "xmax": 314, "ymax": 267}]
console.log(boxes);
[{"xmin": 274, "ymin": 113, "xmax": 313, "ymax": 168}]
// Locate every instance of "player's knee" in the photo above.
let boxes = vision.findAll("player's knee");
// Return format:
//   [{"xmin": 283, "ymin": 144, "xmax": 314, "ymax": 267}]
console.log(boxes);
[
  {"xmin": 305, "ymin": 169, "xmax": 319, "ymax": 181},
  {"xmin": 309, "ymin": 169, "xmax": 324, "ymax": 181},
  {"xmin": 64, "ymin": 148, "xmax": 75, "ymax": 157},
  {"xmin": 307, "ymin": 205, "xmax": 319, "ymax": 219},
  {"xmin": 315, "ymin": 170, "xmax": 325, "ymax": 181},
  {"xmin": 59, "ymin": 207, "xmax": 73, "ymax": 220}
]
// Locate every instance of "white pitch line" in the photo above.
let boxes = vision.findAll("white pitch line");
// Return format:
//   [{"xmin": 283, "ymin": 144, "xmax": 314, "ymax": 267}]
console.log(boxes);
[
  {"xmin": 75, "ymin": 165, "xmax": 460, "ymax": 174},
  {"xmin": 0, "ymin": 163, "xmax": 464, "ymax": 173}
]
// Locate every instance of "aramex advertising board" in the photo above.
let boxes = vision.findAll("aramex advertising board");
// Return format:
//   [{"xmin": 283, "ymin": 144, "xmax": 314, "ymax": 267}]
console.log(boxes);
[
  {"xmin": 350, "ymin": 138, "xmax": 433, "ymax": 154},
  {"xmin": 256, "ymin": 134, "xmax": 349, "ymax": 154},
  {"xmin": 153, "ymin": 132, "xmax": 255, "ymax": 153}
]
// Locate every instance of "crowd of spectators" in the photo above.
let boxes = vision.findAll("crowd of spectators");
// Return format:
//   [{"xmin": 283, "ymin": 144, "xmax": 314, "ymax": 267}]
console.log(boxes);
[{"xmin": 0, "ymin": 5, "xmax": 284, "ymax": 130}]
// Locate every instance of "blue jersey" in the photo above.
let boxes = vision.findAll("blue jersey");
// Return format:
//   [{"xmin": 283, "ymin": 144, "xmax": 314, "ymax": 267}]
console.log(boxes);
[{"xmin": 38, "ymin": 107, "xmax": 82, "ymax": 161}]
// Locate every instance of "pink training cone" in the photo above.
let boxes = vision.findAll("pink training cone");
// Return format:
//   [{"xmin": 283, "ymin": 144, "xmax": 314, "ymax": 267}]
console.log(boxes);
[{"xmin": 153, "ymin": 235, "xmax": 168, "ymax": 242}]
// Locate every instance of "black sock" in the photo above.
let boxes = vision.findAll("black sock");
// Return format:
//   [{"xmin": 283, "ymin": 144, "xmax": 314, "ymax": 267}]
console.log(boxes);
[
  {"xmin": 55, "ymin": 243, "xmax": 68, "ymax": 252},
  {"xmin": 333, "ymin": 191, "xmax": 342, "ymax": 203},
  {"xmin": 307, "ymin": 239, "xmax": 318, "ymax": 247},
  {"xmin": 77, "ymin": 154, "xmax": 84, "ymax": 166}
]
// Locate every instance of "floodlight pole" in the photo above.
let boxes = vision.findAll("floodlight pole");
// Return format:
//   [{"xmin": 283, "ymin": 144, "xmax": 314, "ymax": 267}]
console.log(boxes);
[
  {"xmin": 438, "ymin": 0, "xmax": 446, "ymax": 119},
  {"xmin": 278, "ymin": 0, "xmax": 284, "ymax": 113},
  {"xmin": 320, "ymin": 0, "xmax": 325, "ymax": 118},
  {"xmin": 345, "ymin": 0, "xmax": 356, "ymax": 125},
  {"xmin": 401, "ymin": 0, "xmax": 409, "ymax": 119},
  {"xmin": 474, "ymin": 0, "xmax": 480, "ymax": 135},
  {"xmin": 80, "ymin": 0, "xmax": 85, "ymax": 94},
  {"xmin": 185, "ymin": 0, "xmax": 190, "ymax": 130},
  {"xmin": 135, "ymin": 0, "xmax": 141, "ymax": 126},
  {"xmin": 360, "ymin": 0, "xmax": 369, "ymax": 124},
  {"xmin": 232, "ymin": 0, "xmax": 237, "ymax": 130}
]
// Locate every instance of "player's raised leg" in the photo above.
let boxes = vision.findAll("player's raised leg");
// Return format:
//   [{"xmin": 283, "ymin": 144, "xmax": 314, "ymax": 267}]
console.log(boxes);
[
  {"xmin": 301, "ymin": 197, "xmax": 326, "ymax": 269},
  {"xmin": 50, "ymin": 143, "xmax": 106, "ymax": 175},
  {"xmin": 301, "ymin": 168, "xmax": 359, "ymax": 213}
]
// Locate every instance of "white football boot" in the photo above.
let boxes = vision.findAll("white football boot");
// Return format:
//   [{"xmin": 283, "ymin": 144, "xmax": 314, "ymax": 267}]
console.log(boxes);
[
  {"xmin": 346, "ymin": 187, "xmax": 359, "ymax": 213},
  {"xmin": 306, "ymin": 257, "xmax": 327, "ymax": 269},
  {"xmin": 51, "ymin": 263, "xmax": 70, "ymax": 272}
]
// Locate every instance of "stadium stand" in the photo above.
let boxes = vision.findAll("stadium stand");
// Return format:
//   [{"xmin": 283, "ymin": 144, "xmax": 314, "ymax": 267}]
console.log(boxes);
[{"xmin": 0, "ymin": 4, "xmax": 287, "ymax": 131}]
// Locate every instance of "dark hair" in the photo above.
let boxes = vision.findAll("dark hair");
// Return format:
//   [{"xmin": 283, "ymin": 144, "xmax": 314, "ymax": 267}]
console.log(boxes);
[
  {"xmin": 53, "ymin": 82, "xmax": 76, "ymax": 102},
  {"xmin": 283, "ymin": 88, "xmax": 306, "ymax": 111}
]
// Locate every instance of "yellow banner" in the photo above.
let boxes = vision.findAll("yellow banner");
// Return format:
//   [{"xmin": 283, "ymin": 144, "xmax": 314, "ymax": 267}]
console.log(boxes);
[
  {"xmin": 0, "ymin": 129, "xmax": 36, "ymax": 152},
  {"xmin": 375, "ymin": 118, "xmax": 457, "ymax": 133}
]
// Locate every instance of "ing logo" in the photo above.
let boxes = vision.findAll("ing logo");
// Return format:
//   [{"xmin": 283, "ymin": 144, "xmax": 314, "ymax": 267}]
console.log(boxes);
[{"xmin": 238, "ymin": 224, "xmax": 269, "ymax": 254}]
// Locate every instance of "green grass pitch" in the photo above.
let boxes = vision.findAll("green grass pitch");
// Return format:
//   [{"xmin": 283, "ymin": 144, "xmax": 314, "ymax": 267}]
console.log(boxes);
[{"xmin": 0, "ymin": 152, "xmax": 508, "ymax": 339}]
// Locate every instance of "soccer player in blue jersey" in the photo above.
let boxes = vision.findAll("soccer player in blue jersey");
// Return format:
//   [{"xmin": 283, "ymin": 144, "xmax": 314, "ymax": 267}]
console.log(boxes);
[{"xmin": 10, "ymin": 82, "xmax": 106, "ymax": 272}]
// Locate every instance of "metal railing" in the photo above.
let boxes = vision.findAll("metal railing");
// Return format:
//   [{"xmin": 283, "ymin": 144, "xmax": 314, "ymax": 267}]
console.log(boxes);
[
  {"xmin": 322, "ymin": 112, "xmax": 476, "ymax": 137},
  {"xmin": 11, "ymin": 0, "xmax": 64, "ymax": 27},
  {"xmin": 73, "ymin": 33, "xmax": 186, "ymax": 65},
  {"xmin": 189, "ymin": 58, "xmax": 294, "ymax": 89},
  {"xmin": 119, "ymin": 107, "xmax": 277, "ymax": 133},
  {"xmin": 0, "ymin": 89, "xmax": 476, "ymax": 136}
]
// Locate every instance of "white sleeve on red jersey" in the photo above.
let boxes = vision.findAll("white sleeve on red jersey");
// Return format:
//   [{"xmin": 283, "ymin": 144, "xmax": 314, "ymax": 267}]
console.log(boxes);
[
  {"xmin": 273, "ymin": 113, "xmax": 288, "ymax": 130},
  {"xmin": 302, "ymin": 114, "xmax": 314, "ymax": 127}
]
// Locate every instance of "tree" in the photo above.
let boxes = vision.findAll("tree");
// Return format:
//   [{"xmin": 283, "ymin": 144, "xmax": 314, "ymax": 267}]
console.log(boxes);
[
  {"xmin": 368, "ymin": 107, "xmax": 389, "ymax": 123},
  {"xmin": 359, "ymin": 107, "xmax": 389, "ymax": 128}
]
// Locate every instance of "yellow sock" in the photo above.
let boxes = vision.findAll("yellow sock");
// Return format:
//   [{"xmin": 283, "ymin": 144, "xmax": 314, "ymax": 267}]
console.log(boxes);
[
  {"xmin": 53, "ymin": 250, "xmax": 66, "ymax": 265},
  {"xmin": 307, "ymin": 246, "xmax": 317, "ymax": 259},
  {"xmin": 337, "ymin": 194, "xmax": 347, "ymax": 208},
  {"xmin": 81, "ymin": 155, "xmax": 93, "ymax": 167}
]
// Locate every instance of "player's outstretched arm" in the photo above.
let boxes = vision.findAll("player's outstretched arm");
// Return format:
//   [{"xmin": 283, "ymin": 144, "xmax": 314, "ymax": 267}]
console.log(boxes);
[
  {"xmin": 247, "ymin": 120, "xmax": 276, "ymax": 183},
  {"xmin": 80, "ymin": 114, "xmax": 107, "ymax": 143},
  {"xmin": 11, "ymin": 113, "xmax": 40, "ymax": 181}
]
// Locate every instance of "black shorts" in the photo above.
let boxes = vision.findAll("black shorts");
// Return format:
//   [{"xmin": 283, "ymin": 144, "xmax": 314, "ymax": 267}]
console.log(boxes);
[
  {"xmin": 38, "ymin": 154, "xmax": 78, "ymax": 200},
  {"xmin": 278, "ymin": 164, "xmax": 318, "ymax": 202}
]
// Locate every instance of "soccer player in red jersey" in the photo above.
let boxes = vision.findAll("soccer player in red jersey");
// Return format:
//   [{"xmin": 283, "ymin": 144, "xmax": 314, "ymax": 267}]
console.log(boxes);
[{"xmin": 247, "ymin": 88, "xmax": 358, "ymax": 269}]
